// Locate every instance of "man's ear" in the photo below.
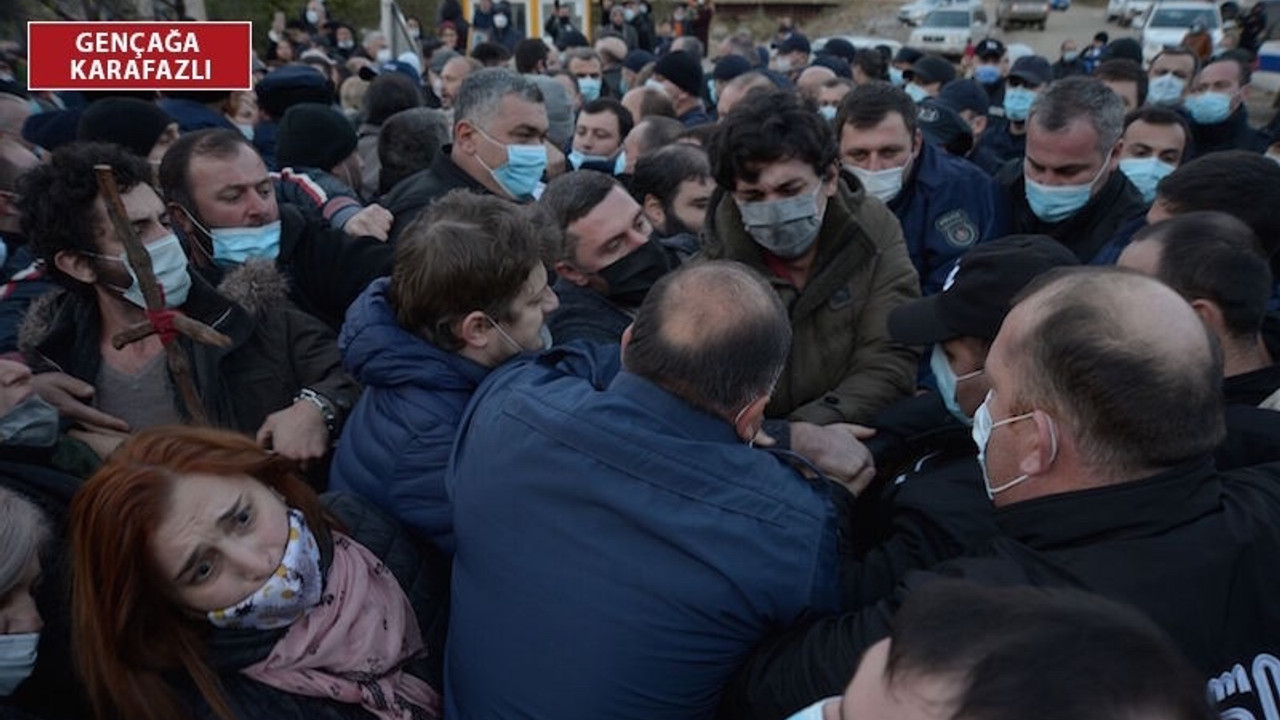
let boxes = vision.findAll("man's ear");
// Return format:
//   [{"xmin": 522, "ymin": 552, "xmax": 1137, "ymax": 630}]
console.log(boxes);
[
  {"xmin": 732, "ymin": 394, "xmax": 771, "ymax": 442},
  {"xmin": 168, "ymin": 202, "xmax": 196, "ymax": 238},
  {"xmin": 1017, "ymin": 411, "xmax": 1059, "ymax": 476},
  {"xmin": 821, "ymin": 161, "xmax": 840, "ymax": 198},
  {"xmin": 642, "ymin": 194, "xmax": 666, "ymax": 231},
  {"xmin": 454, "ymin": 120, "xmax": 480, "ymax": 156},
  {"xmin": 553, "ymin": 259, "xmax": 590, "ymax": 287},
  {"xmin": 454, "ymin": 310, "xmax": 493, "ymax": 351},
  {"xmin": 1188, "ymin": 298, "xmax": 1226, "ymax": 335},
  {"xmin": 53, "ymin": 249, "xmax": 97, "ymax": 285}
]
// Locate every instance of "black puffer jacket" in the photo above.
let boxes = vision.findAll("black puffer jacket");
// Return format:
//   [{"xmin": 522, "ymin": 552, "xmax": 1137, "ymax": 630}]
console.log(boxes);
[{"xmin": 184, "ymin": 492, "xmax": 449, "ymax": 720}]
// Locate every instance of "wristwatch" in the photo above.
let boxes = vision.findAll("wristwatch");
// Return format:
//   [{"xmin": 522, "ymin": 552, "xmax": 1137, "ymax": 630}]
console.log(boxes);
[{"xmin": 294, "ymin": 388, "xmax": 337, "ymax": 435}]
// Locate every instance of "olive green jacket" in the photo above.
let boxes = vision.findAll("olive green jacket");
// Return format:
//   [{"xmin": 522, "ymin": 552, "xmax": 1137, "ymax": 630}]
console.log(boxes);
[{"xmin": 705, "ymin": 175, "xmax": 920, "ymax": 425}]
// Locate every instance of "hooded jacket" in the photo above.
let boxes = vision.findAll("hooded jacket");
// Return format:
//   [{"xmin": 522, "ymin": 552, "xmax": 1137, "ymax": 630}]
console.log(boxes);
[
  {"xmin": 704, "ymin": 174, "xmax": 920, "ymax": 425},
  {"xmin": 329, "ymin": 278, "xmax": 491, "ymax": 555}
]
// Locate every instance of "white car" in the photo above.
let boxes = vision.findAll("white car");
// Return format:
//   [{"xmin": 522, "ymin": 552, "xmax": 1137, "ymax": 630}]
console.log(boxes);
[
  {"xmin": 900, "ymin": 0, "xmax": 953, "ymax": 26},
  {"xmin": 908, "ymin": 6, "xmax": 989, "ymax": 57},
  {"xmin": 1107, "ymin": 0, "xmax": 1127, "ymax": 21},
  {"xmin": 813, "ymin": 35, "xmax": 905, "ymax": 57},
  {"xmin": 1140, "ymin": 1, "xmax": 1224, "ymax": 63}
]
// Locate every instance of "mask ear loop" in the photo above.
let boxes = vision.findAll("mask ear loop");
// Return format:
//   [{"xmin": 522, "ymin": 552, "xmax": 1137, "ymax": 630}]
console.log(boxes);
[{"xmin": 175, "ymin": 205, "xmax": 216, "ymax": 263}]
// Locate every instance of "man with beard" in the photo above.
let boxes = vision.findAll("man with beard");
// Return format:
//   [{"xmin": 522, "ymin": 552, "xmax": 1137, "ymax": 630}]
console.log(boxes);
[{"xmin": 629, "ymin": 144, "xmax": 713, "ymax": 261}]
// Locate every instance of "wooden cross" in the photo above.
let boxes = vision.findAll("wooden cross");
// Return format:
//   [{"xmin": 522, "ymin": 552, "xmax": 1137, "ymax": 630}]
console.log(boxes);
[{"xmin": 94, "ymin": 165, "xmax": 233, "ymax": 426}]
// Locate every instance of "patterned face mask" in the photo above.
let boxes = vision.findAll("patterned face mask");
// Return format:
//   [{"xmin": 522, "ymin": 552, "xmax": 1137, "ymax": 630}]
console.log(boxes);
[{"xmin": 207, "ymin": 509, "xmax": 323, "ymax": 630}]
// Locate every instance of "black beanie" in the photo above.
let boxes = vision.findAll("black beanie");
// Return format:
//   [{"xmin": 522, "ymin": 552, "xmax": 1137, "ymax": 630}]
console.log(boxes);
[
  {"xmin": 654, "ymin": 50, "xmax": 704, "ymax": 97},
  {"xmin": 275, "ymin": 103, "xmax": 357, "ymax": 171},
  {"xmin": 77, "ymin": 98, "xmax": 175, "ymax": 158}
]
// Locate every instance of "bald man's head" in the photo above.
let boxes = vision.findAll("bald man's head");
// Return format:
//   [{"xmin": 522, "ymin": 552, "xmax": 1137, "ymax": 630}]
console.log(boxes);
[
  {"xmin": 623, "ymin": 260, "xmax": 790, "ymax": 418},
  {"xmin": 995, "ymin": 268, "xmax": 1223, "ymax": 478}
]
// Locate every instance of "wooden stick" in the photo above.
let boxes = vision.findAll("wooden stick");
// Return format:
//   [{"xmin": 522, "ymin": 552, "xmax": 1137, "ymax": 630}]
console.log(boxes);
[{"xmin": 94, "ymin": 166, "xmax": 230, "ymax": 426}]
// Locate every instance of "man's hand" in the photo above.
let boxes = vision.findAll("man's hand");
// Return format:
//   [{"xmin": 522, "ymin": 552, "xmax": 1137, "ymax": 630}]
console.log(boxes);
[
  {"xmin": 68, "ymin": 425, "xmax": 129, "ymax": 459},
  {"xmin": 30, "ymin": 372, "xmax": 129, "ymax": 432},
  {"xmin": 789, "ymin": 421, "xmax": 877, "ymax": 496},
  {"xmin": 256, "ymin": 400, "xmax": 329, "ymax": 462},
  {"xmin": 342, "ymin": 204, "xmax": 393, "ymax": 241},
  {"xmin": 544, "ymin": 142, "xmax": 567, "ymax": 180}
]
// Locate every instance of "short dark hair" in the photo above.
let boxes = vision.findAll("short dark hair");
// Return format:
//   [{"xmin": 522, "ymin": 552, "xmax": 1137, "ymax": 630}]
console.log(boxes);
[
  {"xmin": 157, "ymin": 128, "xmax": 258, "ymax": 216},
  {"xmin": 851, "ymin": 48, "xmax": 888, "ymax": 81},
  {"xmin": 1151, "ymin": 47, "xmax": 1201, "ymax": 76},
  {"xmin": 835, "ymin": 81, "xmax": 918, "ymax": 143},
  {"xmin": 1206, "ymin": 54, "xmax": 1251, "ymax": 86},
  {"xmin": 631, "ymin": 143, "xmax": 710, "ymax": 209},
  {"xmin": 1122, "ymin": 105, "xmax": 1191, "ymax": 162},
  {"xmin": 580, "ymin": 98, "xmax": 634, "ymax": 141},
  {"xmin": 1094, "ymin": 58, "xmax": 1148, "ymax": 107},
  {"xmin": 886, "ymin": 580, "xmax": 1218, "ymax": 720},
  {"xmin": 539, "ymin": 169, "xmax": 620, "ymax": 263},
  {"xmin": 363, "ymin": 71, "xmax": 423, "ymax": 126},
  {"xmin": 631, "ymin": 116, "xmax": 684, "ymax": 158},
  {"xmin": 514, "ymin": 38, "xmax": 549, "ymax": 74},
  {"xmin": 1156, "ymin": 151, "xmax": 1280, "ymax": 264},
  {"xmin": 633, "ymin": 87, "xmax": 677, "ymax": 119},
  {"xmin": 471, "ymin": 41, "xmax": 512, "ymax": 67},
  {"xmin": 390, "ymin": 190, "xmax": 558, "ymax": 349},
  {"xmin": 624, "ymin": 261, "xmax": 791, "ymax": 417},
  {"xmin": 378, "ymin": 108, "xmax": 451, "ymax": 195},
  {"xmin": 18, "ymin": 142, "xmax": 153, "ymax": 287},
  {"xmin": 1010, "ymin": 268, "xmax": 1225, "ymax": 476},
  {"xmin": 1133, "ymin": 211, "xmax": 1271, "ymax": 339},
  {"xmin": 710, "ymin": 90, "xmax": 838, "ymax": 190},
  {"xmin": 677, "ymin": 123, "xmax": 718, "ymax": 148}
]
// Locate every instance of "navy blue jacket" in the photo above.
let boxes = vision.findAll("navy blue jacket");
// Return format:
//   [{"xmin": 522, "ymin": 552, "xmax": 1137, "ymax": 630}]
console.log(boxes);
[
  {"xmin": 888, "ymin": 142, "xmax": 1008, "ymax": 295},
  {"xmin": 329, "ymin": 278, "xmax": 490, "ymax": 555},
  {"xmin": 445, "ymin": 346, "xmax": 843, "ymax": 720}
]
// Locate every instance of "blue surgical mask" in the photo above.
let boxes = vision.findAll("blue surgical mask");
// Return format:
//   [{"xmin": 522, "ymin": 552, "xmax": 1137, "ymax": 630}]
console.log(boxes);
[
  {"xmin": 930, "ymin": 344, "xmax": 982, "ymax": 425},
  {"xmin": 818, "ymin": 105, "xmax": 837, "ymax": 122},
  {"xmin": 0, "ymin": 632, "xmax": 39, "ymax": 697},
  {"xmin": 735, "ymin": 183, "xmax": 825, "ymax": 259},
  {"xmin": 974, "ymin": 64, "xmax": 1001, "ymax": 85},
  {"xmin": 1184, "ymin": 91, "xmax": 1233, "ymax": 125},
  {"xmin": 707, "ymin": 78, "xmax": 718, "ymax": 106},
  {"xmin": 476, "ymin": 127, "xmax": 548, "ymax": 200},
  {"xmin": 971, "ymin": 390, "xmax": 1055, "ymax": 500},
  {"xmin": 889, "ymin": 66, "xmax": 905, "ymax": 87},
  {"xmin": 1024, "ymin": 152, "xmax": 1111, "ymax": 223},
  {"xmin": 577, "ymin": 76, "xmax": 602, "ymax": 102},
  {"xmin": 1063, "ymin": 50, "xmax": 1079, "ymax": 62},
  {"xmin": 1147, "ymin": 74, "xmax": 1186, "ymax": 106},
  {"xmin": 783, "ymin": 697, "xmax": 839, "ymax": 720},
  {"xmin": 568, "ymin": 149, "xmax": 626, "ymax": 175},
  {"xmin": 0, "ymin": 394, "xmax": 61, "ymax": 448},
  {"xmin": 91, "ymin": 233, "xmax": 193, "ymax": 309},
  {"xmin": 904, "ymin": 82, "xmax": 930, "ymax": 103},
  {"xmin": 211, "ymin": 220, "xmax": 283, "ymax": 265},
  {"xmin": 1003, "ymin": 86, "xmax": 1036, "ymax": 122},
  {"xmin": 1119, "ymin": 156, "xmax": 1176, "ymax": 204}
]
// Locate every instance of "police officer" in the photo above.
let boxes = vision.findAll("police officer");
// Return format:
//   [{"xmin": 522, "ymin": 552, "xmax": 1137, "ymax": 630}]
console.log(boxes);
[{"xmin": 836, "ymin": 83, "xmax": 1007, "ymax": 295}]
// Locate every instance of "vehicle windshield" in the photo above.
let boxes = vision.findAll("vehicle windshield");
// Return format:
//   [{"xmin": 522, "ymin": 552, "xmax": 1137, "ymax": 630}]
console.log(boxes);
[
  {"xmin": 1148, "ymin": 7, "xmax": 1219, "ymax": 27},
  {"xmin": 924, "ymin": 10, "xmax": 972, "ymax": 27}
]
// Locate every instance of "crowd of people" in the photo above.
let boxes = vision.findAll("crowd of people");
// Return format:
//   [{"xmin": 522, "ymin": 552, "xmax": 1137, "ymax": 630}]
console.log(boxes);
[{"xmin": 2, "ymin": 0, "xmax": 1280, "ymax": 718}]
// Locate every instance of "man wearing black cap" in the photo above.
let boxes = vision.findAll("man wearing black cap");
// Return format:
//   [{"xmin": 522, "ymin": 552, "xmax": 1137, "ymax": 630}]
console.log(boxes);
[
  {"xmin": 889, "ymin": 47, "xmax": 923, "ymax": 87},
  {"xmin": 774, "ymin": 33, "xmax": 811, "ymax": 79},
  {"xmin": 971, "ymin": 38, "xmax": 1006, "ymax": 108},
  {"xmin": 252, "ymin": 65, "xmax": 336, "ymax": 170},
  {"xmin": 621, "ymin": 49, "xmax": 655, "ymax": 93},
  {"xmin": 76, "ymin": 98, "xmax": 179, "ymax": 176},
  {"xmin": 903, "ymin": 55, "xmax": 955, "ymax": 103},
  {"xmin": 710, "ymin": 54, "xmax": 752, "ymax": 109},
  {"xmin": 935, "ymin": 79, "xmax": 1003, "ymax": 174},
  {"xmin": 835, "ymin": 83, "xmax": 1007, "ymax": 295},
  {"xmin": 652, "ymin": 50, "xmax": 712, "ymax": 127},
  {"xmin": 975, "ymin": 54, "xmax": 1051, "ymax": 168},
  {"xmin": 998, "ymin": 76, "xmax": 1145, "ymax": 264}
]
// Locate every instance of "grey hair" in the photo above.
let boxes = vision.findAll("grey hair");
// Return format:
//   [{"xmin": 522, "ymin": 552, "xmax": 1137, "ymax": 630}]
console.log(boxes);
[
  {"xmin": 1028, "ymin": 76, "xmax": 1125, "ymax": 159},
  {"xmin": 672, "ymin": 36, "xmax": 705, "ymax": 60},
  {"xmin": 725, "ymin": 31, "xmax": 757, "ymax": 60},
  {"xmin": 454, "ymin": 68, "xmax": 545, "ymax": 131},
  {"xmin": 0, "ymin": 487, "xmax": 49, "ymax": 597},
  {"xmin": 564, "ymin": 47, "xmax": 602, "ymax": 66}
]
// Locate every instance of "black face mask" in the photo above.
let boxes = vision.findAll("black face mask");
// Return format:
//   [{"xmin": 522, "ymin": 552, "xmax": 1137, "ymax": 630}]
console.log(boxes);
[{"xmin": 597, "ymin": 238, "xmax": 673, "ymax": 307}]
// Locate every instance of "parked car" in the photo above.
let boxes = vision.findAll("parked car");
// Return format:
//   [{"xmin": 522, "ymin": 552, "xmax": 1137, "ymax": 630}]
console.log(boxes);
[
  {"xmin": 997, "ymin": 0, "xmax": 1051, "ymax": 29},
  {"xmin": 900, "ymin": 0, "xmax": 954, "ymax": 26},
  {"xmin": 813, "ymin": 35, "xmax": 905, "ymax": 57},
  {"xmin": 908, "ymin": 5, "xmax": 989, "ymax": 57},
  {"xmin": 1107, "ymin": 0, "xmax": 1127, "ymax": 21},
  {"xmin": 1050, "ymin": 0, "xmax": 1070, "ymax": 10},
  {"xmin": 1140, "ymin": 0, "xmax": 1224, "ymax": 62}
]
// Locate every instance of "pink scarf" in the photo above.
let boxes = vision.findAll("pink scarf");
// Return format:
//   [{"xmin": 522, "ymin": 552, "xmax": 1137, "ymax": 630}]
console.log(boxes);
[{"xmin": 242, "ymin": 534, "xmax": 442, "ymax": 720}]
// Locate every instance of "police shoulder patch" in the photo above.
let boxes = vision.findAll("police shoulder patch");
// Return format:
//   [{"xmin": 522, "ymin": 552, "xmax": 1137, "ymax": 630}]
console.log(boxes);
[{"xmin": 935, "ymin": 209, "xmax": 978, "ymax": 249}]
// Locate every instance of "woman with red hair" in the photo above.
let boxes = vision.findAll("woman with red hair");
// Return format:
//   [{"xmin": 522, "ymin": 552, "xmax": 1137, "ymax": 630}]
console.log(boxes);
[{"xmin": 70, "ymin": 426, "xmax": 445, "ymax": 720}]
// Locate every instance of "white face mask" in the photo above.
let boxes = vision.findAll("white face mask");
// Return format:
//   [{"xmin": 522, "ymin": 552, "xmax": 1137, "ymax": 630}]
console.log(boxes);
[
  {"xmin": 0, "ymin": 633, "xmax": 39, "ymax": 697},
  {"xmin": 971, "ymin": 390, "xmax": 1057, "ymax": 500},
  {"xmin": 847, "ymin": 155, "xmax": 913, "ymax": 204},
  {"xmin": 783, "ymin": 697, "xmax": 839, "ymax": 720},
  {"xmin": 207, "ymin": 509, "xmax": 322, "ymax": 630}
]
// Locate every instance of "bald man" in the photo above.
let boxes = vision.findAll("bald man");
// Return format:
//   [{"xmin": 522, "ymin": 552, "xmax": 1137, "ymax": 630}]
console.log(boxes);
[
  {"xmin": 796, "ymin": 65, "xmax": 836, "ymax": 104},
  {"xmin": 716, "ymin": 71, "xmax": 774, "ymax": 117},
  {"xmin": 447, "ymin": 260, "xmax": 965, "ymax": 720},
  {"xmin": 720, "ymin": 267, "xmax": 1280, "ymax": 720}
]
